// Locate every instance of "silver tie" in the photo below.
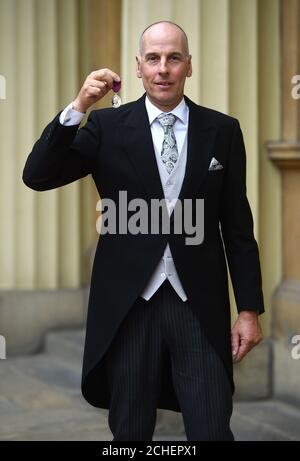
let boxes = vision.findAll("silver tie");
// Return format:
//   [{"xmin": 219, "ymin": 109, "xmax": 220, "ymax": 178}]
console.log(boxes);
[{"xmin": 157, "ymin": 113, "xmax": 178, "ymax": 174}]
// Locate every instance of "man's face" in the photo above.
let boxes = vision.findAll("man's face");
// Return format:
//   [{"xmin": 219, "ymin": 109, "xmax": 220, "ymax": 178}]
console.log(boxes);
[{"xmin": 136, "ymin": 23, "xmax": 192, "ymax": 112}]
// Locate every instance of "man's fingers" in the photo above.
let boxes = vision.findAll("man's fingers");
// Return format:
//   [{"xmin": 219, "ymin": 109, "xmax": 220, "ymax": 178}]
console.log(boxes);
[
  {"xmin": 88, "ymin": 79, "xmax": 108, "ymax": 88},
  {"xmin": 233, "ymin": 338, "xmax": 258, "ymax": 363},
  {"xmin": 231, "ymin": 312, "xmax": 263, "ymax": 363},
  {"xmin": 234, "ymin": 341, "xmax": 250, "ymax": 363},
  {"xmin": 73, "ymin": 68, "xmax": 121, "ymax": 112},
  {"xmin": 89, "ymin": 69, "xmax": 121, "ymax": 89},
  {"xmin": 231, "ymin": 332, "xmax": 240, "ymax": 359},
  {"xmin": 106, "ymin": 70, "xmax": 121, "ymax": 86},
  {"xmin": 84, "ymin": 80, "xmax": 109, "ymax": 99}
]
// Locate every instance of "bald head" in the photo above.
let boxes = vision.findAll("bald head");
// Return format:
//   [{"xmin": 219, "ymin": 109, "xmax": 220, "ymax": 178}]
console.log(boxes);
[{"xmin": 138, "ymin": 21, "xmax": 190, "ymax": 58}]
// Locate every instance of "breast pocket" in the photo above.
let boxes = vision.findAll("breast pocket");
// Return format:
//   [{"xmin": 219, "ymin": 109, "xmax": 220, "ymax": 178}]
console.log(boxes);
[{"xmin": 204, "ymin": 169, "xmax": 225, "ymax": 195}]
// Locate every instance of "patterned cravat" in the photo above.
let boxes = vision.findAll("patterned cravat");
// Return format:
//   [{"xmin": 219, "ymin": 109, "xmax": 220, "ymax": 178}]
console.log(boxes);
[{"xmin": 157, "ymin": 113, "xmax": 178, "ymax": 174}]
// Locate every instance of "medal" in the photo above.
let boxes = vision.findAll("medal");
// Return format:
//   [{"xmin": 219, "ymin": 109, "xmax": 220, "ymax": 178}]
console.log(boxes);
[{"xmin": 112, "ymin": 81, "xmax": 122, "ymax": 108}]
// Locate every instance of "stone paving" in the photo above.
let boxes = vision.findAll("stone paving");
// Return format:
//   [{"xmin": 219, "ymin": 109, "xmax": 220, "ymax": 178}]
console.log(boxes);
[{"xmin": 0, "ymin": 329, "xmax": 299, "ymax": 441}]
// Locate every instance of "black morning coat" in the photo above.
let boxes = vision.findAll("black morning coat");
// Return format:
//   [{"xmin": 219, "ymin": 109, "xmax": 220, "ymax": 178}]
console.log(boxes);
[{"xmin": 23, "ymin": 94, "xmax": 264, "ymax": 411}]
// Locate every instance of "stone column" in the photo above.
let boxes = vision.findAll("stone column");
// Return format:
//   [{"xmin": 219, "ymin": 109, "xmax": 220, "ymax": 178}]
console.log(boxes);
[
  {"xmin": 0, "ymin": 0, "xmax": 121, "ymax": 355},
  {"xmin": 86, "ymin": 0, "xmax": 122, "ymax": 275},
  {"xmin": 90, "ymin": 0, "xmax": 121, "ymax": 110},
  {"xmin": 267, "ymin": 0, "xmax": 300, "ymax": 404}
]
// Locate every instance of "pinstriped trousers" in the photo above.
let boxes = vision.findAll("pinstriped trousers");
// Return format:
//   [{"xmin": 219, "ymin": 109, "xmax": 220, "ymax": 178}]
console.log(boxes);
[{"xmin": 105, "ymin": 279, "xmax": 234, "ymax": 441}]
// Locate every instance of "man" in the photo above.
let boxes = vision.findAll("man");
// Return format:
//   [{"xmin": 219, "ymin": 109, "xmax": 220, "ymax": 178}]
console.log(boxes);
[{"xmin": 23, "ymin": 21, "xmax": 264, "ymax": 441}]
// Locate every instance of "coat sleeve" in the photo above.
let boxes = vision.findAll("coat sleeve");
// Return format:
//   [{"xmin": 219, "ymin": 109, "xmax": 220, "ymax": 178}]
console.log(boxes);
[
  {"xmin": 220, "ymin": 120, "xmax": 264, "ymax": 314},
  {"xmin": 23, "ymin": 110, "xmax": 100, "ymax": 191}
]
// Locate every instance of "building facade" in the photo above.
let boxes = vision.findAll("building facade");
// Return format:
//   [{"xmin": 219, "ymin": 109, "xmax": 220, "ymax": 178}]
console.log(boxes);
[{"xmin": 0, "ymin": 0, "xmax": 299, "ymax": 404}]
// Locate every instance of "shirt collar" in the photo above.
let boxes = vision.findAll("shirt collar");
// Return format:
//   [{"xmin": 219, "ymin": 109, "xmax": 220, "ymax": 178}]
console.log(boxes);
[{"xmin": 145, "ymin": 95, "xmax": 189, "ymax": 126}]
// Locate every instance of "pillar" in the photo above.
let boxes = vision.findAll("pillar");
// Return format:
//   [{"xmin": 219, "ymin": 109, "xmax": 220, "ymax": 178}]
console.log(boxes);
[{"xmin": 267, "ymin": 0, "xmax": 300, "ymax": 404}]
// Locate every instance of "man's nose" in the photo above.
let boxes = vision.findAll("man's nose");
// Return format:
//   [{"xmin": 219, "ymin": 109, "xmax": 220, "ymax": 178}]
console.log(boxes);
[{"xmin": 158, "ymin": 59, "xmax": 168, "ymax": 74}]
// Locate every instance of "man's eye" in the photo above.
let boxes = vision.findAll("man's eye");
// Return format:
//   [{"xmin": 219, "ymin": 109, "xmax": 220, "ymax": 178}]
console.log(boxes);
[{"xmin": 170, "ymin": 56, "xmax": 180, "ymax": 61}]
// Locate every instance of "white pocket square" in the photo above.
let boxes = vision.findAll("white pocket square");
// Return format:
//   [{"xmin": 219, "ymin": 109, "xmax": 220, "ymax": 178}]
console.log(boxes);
[{"xmin": 208, "ymin": 157, "xmax": 223, "ymax": 171}]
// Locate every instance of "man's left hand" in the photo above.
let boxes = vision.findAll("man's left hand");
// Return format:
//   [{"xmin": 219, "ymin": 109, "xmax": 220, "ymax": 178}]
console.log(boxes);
[{"xmin": 231, "ymin": 311, "xmax": 262, "ymax": 363}]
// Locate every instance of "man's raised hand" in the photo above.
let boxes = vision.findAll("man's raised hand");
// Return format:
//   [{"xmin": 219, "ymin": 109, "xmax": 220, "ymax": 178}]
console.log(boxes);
[{"xmin": 72, "ymin": 68, "xmax": 121, "ymax": 113}]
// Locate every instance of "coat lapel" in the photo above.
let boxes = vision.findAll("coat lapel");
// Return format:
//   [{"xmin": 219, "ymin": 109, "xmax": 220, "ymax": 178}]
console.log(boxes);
[
  {"xmin": 120, "ymin": 95, "xmax": 165, "ymax": 202},
  {"xmin": 177, "ymin": 97, "xmax": 215, "ymax": 201}
]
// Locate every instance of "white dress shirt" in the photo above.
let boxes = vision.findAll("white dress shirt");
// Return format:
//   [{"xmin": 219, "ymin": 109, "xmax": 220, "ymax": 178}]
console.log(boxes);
[
  {"xmin": 60, "ymin": 102, "xmax": 85, "ymax": 125},
  {"xmin": 59, "ymin": 97, "xmax": 189, "ymax": 301}
]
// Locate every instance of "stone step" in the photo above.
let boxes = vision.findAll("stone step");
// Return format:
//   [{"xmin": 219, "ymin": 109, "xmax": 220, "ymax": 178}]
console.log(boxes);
[
  {"xmin": 2, "ymin": 328, "xmax": 300, "ymax": 441},
  {"xmin": 232, "ymin": 400, "xmax": 300, "ymax": 441},
  {"xmin": 42, "ymin": 329, "xmax": 300, "ymax": 441},
  {"xmin": 10, "ymin": 354, "xmax": 82, "ymax": 393},
  {"xmin": 156, "ymin": 400, "xmax": 300, "ymax": 441},
  {"xmin": 0, "ymin": 394, "xmax": 110, "ymax": 441},
  {"xmin": 44, "ymin": 329, "xmax": 85, "ymax": 365}
]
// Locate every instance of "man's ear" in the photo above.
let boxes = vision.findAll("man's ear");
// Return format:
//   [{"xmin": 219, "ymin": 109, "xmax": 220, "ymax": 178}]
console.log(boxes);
[
  {"xmin": 136, "ymin": 56, "xmax": 142, "ymax": 78},
  {"xmin": 187, "ymin": 55, "xmax": 192, "ymax": 78}
]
